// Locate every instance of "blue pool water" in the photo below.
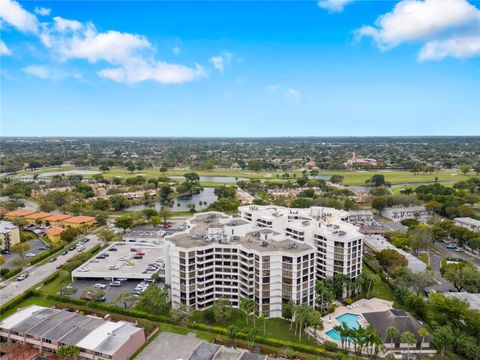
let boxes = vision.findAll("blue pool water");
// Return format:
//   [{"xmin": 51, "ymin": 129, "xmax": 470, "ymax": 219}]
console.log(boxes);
[{"xmin": 326, "ymin": 313, "xmax": 361, "ymax": 342}]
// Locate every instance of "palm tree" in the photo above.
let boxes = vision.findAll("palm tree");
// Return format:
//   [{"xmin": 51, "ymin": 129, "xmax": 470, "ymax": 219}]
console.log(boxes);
[
  {"xmin": 400, "ymin": 331, "xmax": 416, "ymax": 356},
  {"xmin": 418, "ymin": 327, "xmax": 429, "ymax": 354},
  {"xmin": 386, "ymin": 326, "xmax": 399, "ymax": 352},
  {"xmin": 307, "ymin": 310, "xmax": 323, "ymax": 339},
  {"xmin": 315, "ymin": 281, "xmax": 334, "ymax": 314},
  {"xmin": 240, "ymin": 298, "xmax": 255, "ymax": 325},
  {"xmin": 227, "ymin": 325, "xmax": 239, "ymax": 347}
]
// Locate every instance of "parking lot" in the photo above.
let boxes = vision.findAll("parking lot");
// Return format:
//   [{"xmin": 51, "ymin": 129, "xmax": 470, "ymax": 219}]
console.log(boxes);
[
  {"xmin": 72, "ymin": 242, "xmax": 165, "ymax": 280},
  {"xmin": 1, "ymin": 238, "xmax": 49, "ymax": 270}
]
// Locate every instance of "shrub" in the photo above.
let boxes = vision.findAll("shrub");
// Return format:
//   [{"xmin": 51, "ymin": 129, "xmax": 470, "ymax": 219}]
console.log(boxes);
[
  {"xmin": 3, "ymin": 267, "xmax": 22, "ymax": 279},
  {"xmin": 324, "ymin": 340, "xmax": 338, "ymax": 352},
  {"xmin": 0, "ymin": 268, "xmax": 10, "ymax": 277}
]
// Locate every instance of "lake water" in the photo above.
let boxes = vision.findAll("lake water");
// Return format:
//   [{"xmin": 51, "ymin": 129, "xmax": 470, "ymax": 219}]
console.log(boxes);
[
  {"xmin": 126, "ymin": 187, "xmax": 218, "ymax": 211},
  {"xmin": 170, "ymin": 176, "xmax": 247, "ymax": 183},
  {"xmin": 38, "ymin": 170, "xmax": 101, "ymax": 177}
]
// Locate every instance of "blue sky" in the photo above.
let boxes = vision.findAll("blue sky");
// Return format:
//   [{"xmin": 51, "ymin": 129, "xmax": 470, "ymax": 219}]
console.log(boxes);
[{"xmin": 1, "ymin": 0, "xmax": 479, "ymax": 136}]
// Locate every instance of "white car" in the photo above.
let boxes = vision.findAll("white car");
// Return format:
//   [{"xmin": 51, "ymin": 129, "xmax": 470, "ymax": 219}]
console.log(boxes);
[
  {"xmin": 94, "ymin": 283, "xmax": 106, "ymax": 289},
  {"xmin": 25, "ymin": 253, "xmax": 36, "ymax": 258},
  {"xmin": 77, "ymin": 246, "xmax": 85, "ymax": 252}
]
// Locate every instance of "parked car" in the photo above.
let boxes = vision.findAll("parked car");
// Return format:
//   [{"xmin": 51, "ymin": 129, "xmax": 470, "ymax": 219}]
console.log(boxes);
[
  {"xmin": 108, "ymin": 247, "xmax": 118, "ymax": 252},
  {"xmin": 109, "ymin": 265, "xmax": 119, "ymax": 270},
  {"xmin": 446, "ymin": 244, "xmax": 457, "ymax": 249},
  {"xmin": 94, "ymin": 283, "xmax": 106, "ymax": 289},
  {"xmin": 61, "ymin": 251, "xmax": 68, "ymax": 256},
  {"xmin": 26, "ymin": 253, "xmax": 36, "ymax": 258},
  {"xmin": 130, "ymin": 248, "xmax": 138, "ymax": 252},
  {"xmin": 56, "ymin": 264, "xmax": 64, "ymax": 269},
  {"xmin": 77, "ymin": 246, "xmax": 85, "ymax": 252},
  {"xmin": 49, "ymin": 257, "xmax": 57, "ymax": 263},
  {"xmin": 110, "ymin": 281, "xmax": 122, "ymax": 287},
  {"xmin": 1, "ymin": 249, "xmax": 11, "ymax": 255}
]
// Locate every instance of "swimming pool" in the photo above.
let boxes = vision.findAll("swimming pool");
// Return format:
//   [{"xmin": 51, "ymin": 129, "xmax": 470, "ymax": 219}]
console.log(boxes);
[{"xmin": 326, "ymin": 313, "xmax": 361, "ymax": 342}]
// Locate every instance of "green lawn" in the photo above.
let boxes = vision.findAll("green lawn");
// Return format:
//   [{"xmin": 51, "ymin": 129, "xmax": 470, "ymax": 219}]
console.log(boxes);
[
  {"xmin": 190, "ymin": 309, "xmax": 318, "ymax": 346},
  {"xmin": 418, "ymin": 252, "xmax": 430, "ymax": 266},
  {"xmin": 362, "ymin": 265, "xmax": 395, "ymax": 301},
  {"xmin": 0, "ymin": 296, "xmax": 55, "ymax": 320},
  {"xmin": 11, "ymin": 166, "xmax": 472, "ymax": 186}
]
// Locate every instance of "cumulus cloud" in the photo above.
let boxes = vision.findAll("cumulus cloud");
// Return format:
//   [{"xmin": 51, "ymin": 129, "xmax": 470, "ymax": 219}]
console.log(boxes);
[
  {"xmin": 1, "ymin": 0, "xmax": 206, "ymax": 84},
  {"xmin": 34, "ymin": 7, "xmax": 51, "ymax": 16},
  {"xmin": 317, "ymin": 0, "xmax": 355, "ymax": 13},
  {"xmin": 0, "ymin": 0, "xmax": 39, "ymax": 33},
  {"xmin": 419, "ymin": 36, "xmax": 480, "ymax": 60},
  {"xmin": 355, "ymin": 0, "xmax": 480, "ymax": 61},
  {"xmin": 98, "ymin": 58, "xmax": 205, "ymax": 84},
  {"xmin": 284, "ymin": 88, "xmax": 302, "ymax": 102},
  {"xmin": 0, "ymin": 40, "xmax": 12, "ymax": 55},
  {"xmin": 210, "ymin": 52, "xmax": 234, "ymax": 73},
  {"xmin": 23, "ymin": 64, "xmax": 51, "ymax": 79}
]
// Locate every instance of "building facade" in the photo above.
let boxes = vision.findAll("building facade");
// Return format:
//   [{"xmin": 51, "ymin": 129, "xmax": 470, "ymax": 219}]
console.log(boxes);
[
  {"xmin": 381, "ymin": 205, "xmax": 432, "ymax": 222},
  {"xmin": 454, "ymin": 217, "xmax": 480, "ymax": 232},
  {"xmin": 0, "ymin": 220, "xmax": 21, "ymax": 251},
  {"xmin": 0, "ymin": 305, "xmax": 145, "ymax": 360},
  {"xmin": 164, "ymin": 206, "xmax": 364, "ymax": 317}
]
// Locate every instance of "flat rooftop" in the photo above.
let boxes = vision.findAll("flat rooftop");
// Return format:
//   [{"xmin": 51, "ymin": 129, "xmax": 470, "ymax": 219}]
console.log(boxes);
[
  {"xmin": 72, "ymin": 243, "xmax": 165, "ymax": 280},
  {"xmin": 167, "ymin": 213, "xmax": 313, "ymax": 253}
]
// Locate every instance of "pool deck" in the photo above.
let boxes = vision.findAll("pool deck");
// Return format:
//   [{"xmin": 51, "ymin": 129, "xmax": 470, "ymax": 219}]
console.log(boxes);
[{"xmin": 308, "ymin": 298, "xmax": 393, "ymax": 344}]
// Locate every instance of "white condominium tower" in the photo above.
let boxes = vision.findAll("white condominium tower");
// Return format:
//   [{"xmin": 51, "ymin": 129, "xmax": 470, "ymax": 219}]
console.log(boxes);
[
  {"xmin": 238, "ymin": 205, "xmax": 363, "ymax": 281},
  {"xmin": 164, "ymin": 206, "xmax": 363, "ymax": 317},
  {"xmin": 164, "ymin": 212, "xmax": 316, "ymax": 317}
]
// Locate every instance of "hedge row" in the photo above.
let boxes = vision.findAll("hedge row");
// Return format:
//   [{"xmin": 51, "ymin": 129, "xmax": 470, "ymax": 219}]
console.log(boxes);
[
  {"xmin": 3, "ymin": 267, "xmax": 22, "ymax": 280},
  {"xmin": 187, "ymin": 322, "xmax": 341, "ymax": 359},
  {"xmin": 32, "ymin": 292, "xmax": 172, "ymax": 323},
  {"xmin": 30, "ymin": 244, "xmax": 65, "ymax": 265},
  {"xmin": 31, "ymin": 292, "xmax": 345, "ymax": 360},
  {"xmin": 0, "ymin": 290, "xmax": 33, "ymax": 314}
]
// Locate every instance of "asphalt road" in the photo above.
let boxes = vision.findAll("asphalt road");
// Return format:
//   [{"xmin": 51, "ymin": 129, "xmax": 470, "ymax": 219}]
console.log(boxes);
[
  {"xmin": 0, "ymin": 234, "xmax": 100, "ymax": 306},
  {"xmin": 434, "ymin": 241, "xmax": 480, "ymax": 269}
]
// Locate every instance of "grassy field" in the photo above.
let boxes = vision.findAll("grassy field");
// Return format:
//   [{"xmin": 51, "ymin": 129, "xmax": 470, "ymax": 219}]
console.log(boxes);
[
  {"xmin": 11, "ymin": 166, "xmax": 472, "ymax": 186},
  {"xmin": 190, "ymin": 309, "xmax": 318, "ymax": 346},
  {"xmin": 362, "ymin": 265, "xmax": 395, "ymax": 301}
]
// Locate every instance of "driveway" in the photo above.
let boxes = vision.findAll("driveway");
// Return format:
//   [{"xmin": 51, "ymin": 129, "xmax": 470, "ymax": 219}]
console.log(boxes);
[{"xmin": 0, "ymin": 234, "xmax": 100, "ymax": 306}]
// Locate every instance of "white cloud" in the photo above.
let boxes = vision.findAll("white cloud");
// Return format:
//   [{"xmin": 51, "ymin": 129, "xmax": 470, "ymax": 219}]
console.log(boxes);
[
  {"xmin": 265, "ymin": 84, "xmax": 281, "ymax": 92},
  {"xmin": 317, "ymin": 0, "xmax": 355, "ymax": 13},
  {"xmin": 53, "ymin": 16, "xmax": 82, "ymax": 32},
  {"xmin": 97, "ymin": 58, "xmax": 206, "ymax": 84},
  {"xmin": 3, "ymin": 0, "xmax": 207, "ymax": 85},
  {"xmin": 209, "ymin": 52, "xmax": 234, "ymax": 73},
  {"xmin": 34, "ymin": 7, "xmax": 51, "ymax": 16},
  {"xmin": 284, "ymin": 88, "xmax": 302, "ymax": 102},
  {"xmin": 355, "ymin": 0, "xmax": 480, "ymax": 61},
  {"xmin": 0, "ymin": 40, "xmax": 12, "ymax": 55},
  {"xmin": 419, "ymin": 36, "xmax": 480, "ymax": 60},
  {"xmin": 23, "ymin": 64, "xmax": 51, "ymax": 79},
  {"xmin": 0, "ymin": 0, "xmax": 39, "ymax": 33}
]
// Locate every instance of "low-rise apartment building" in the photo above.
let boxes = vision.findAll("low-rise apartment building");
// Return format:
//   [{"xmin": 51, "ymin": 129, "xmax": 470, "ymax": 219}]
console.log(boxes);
[
  {"xmin": 381, "ymin": 205, "xmax": 432, "ymax": 222},
  {"xmin": 454, "ymin": 217, "xmax": 480, "ymax": 232},
  {"xmin": 347, "ymin": 210, "xmax": 375, "ymax": 226},
  {"xmin": 0, "ymin": 220, "xmax": 21, "ymax": 251},
  {"xmin": 0, "ymin": 305, "xmax": 145, "ymax": 360}
]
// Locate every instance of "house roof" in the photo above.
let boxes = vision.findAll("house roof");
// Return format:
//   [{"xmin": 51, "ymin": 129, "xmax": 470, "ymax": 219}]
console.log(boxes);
[
  {"xmin": 46, "ymin": 227, "xmax": 64, "ymax": 236},
  {"xmin": 25, "ymin": 212, "xmax": 52, "ymax": 220},
  {"xmin": 44, "ymin": 214, "xmax": 73, "ymax": 222},
  {"xmin": 5, "ymin": 210, "xmax": 35, "ymax": 217},
  {"xmin": 363, "ymin": 309, "xmax": 432, "ymax": 343},
  {"xmin": 63, "ymin": 215, "xmax": 96, "ymax": 224}
]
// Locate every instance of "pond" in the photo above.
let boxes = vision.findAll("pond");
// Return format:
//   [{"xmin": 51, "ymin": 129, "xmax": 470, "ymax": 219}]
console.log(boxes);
[
  {"xmin": 126, "ymin": 187, "xmax": 218, "ymax": 212},
  {"xmin": 170, "ymin": 176, "xmax": 247, "ymax": 183},
  {"xmin": 37, "ymin": 170, "xmax": 101, "ymax": 177}
]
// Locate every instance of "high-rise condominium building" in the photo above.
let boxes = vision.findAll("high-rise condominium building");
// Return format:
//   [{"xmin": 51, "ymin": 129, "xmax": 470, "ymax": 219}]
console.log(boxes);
[{"xmin": 164, "ymin": 206, "xmax": 363, "ymax": 317}]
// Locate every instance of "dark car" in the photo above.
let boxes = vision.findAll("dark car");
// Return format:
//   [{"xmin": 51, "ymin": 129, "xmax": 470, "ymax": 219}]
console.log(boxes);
[
  {"xmin": 1, "ymin": 249, "xmax": 11, "ymax": 255},
  {"xmin": 62, "ymin": 251, "xmax": 68, "ymax": 255},
  {"xmin": 49, "ymin": 257, "xmax": 57, "ymax": 263}
]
